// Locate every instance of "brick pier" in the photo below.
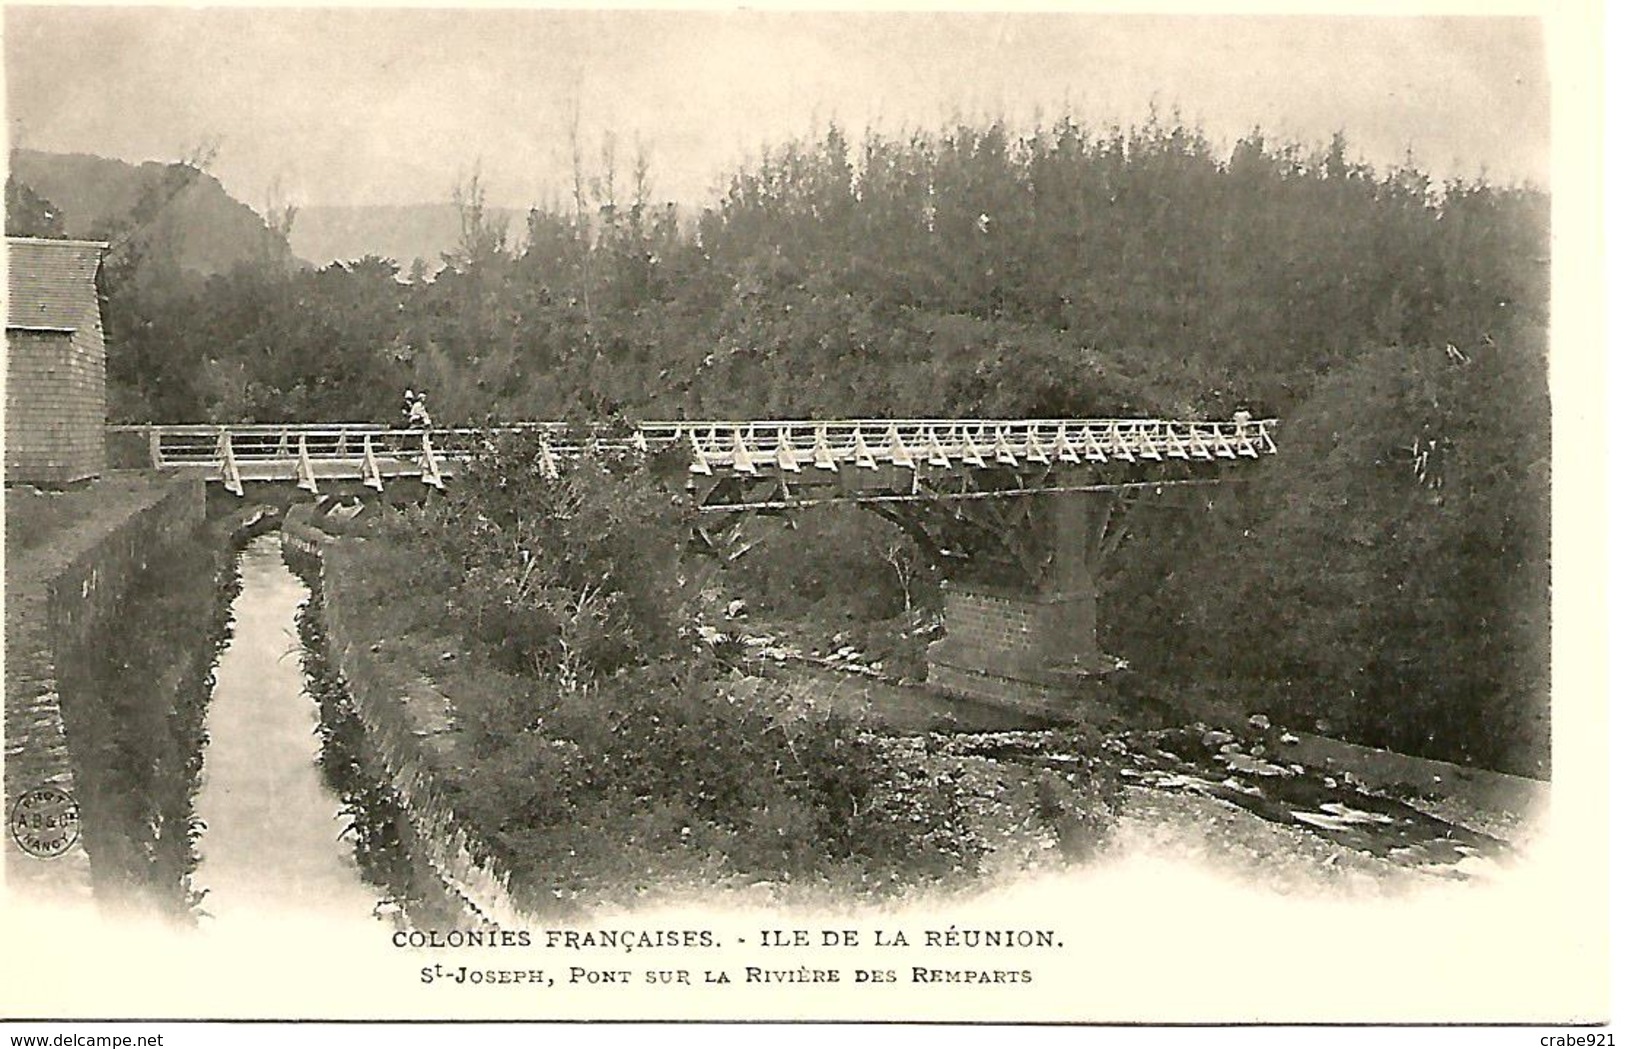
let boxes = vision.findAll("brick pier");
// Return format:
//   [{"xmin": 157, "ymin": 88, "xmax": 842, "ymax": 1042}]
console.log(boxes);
[{"xmin": 925, "ymin": 491, "xmax": 1121, "ymax": 718}]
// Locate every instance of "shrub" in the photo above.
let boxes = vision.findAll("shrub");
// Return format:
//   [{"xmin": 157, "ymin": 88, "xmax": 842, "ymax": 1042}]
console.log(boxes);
[{"xmin": 381, "ymin": 431, "xmax": 698, "ymax": 682}]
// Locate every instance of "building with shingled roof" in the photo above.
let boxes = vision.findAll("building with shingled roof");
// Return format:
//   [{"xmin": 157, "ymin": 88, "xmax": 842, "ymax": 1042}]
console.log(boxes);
[{"xmin": 5, "ymin": 237, "xmax": 110, "ymax": 486}]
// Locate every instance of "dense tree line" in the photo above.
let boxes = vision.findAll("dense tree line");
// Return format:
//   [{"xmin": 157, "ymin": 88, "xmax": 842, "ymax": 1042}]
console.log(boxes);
[
  {"xmin": 9, "ymin": 115, "xmax": 1550, "ymax": 773},
  {"xmin": 45, "ymin": 117, "xmax": 1543, "ymax": 429}
]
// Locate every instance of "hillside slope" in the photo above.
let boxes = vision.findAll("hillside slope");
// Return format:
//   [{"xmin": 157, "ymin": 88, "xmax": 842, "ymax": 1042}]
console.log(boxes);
[{"xmin": 8, "ymin": 149, "xmax": 298, "ymax": 275}]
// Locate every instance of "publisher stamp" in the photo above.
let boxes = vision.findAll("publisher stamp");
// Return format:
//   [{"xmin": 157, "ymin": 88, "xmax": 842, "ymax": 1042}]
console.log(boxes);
[{"xmin": 9, "ymin": 785, "xmax": 81, "ymax": 859}]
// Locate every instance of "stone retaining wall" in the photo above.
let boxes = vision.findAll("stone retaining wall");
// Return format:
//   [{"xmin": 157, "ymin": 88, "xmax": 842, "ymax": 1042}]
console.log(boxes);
[
  {"xmin": 4, "ymin": 475, "xmax": 205, "ymax": 902},
  {"xmin": 924, "ymin": 661, "xmax": 1078, "ymax": 717}
]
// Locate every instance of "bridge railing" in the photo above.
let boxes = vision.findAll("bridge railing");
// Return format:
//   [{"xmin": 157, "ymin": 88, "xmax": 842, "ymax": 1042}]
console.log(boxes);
[
  {"xmin": 636, "ymin": 418, "xmax": 1277, "ymax": 474},
  {"xmin": 109, "ymin": 418, "xmax": 1277, "ymax": 494},
  {"xmin": 109, "ymin": 423, "xmax": 564, "ymax": 466}
]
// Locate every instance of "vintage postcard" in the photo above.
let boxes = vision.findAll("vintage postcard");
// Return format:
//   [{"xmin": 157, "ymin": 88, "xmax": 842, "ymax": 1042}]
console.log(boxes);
[{"xmin": 0, "ymin": 2, "xmax": 1609, "ymax": 1040}]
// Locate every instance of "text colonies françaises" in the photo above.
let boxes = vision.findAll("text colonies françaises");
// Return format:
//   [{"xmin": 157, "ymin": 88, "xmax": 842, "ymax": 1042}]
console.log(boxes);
[{"xmin": 394, "ymin": 926, "xmax": 1060, "ymax": 989}]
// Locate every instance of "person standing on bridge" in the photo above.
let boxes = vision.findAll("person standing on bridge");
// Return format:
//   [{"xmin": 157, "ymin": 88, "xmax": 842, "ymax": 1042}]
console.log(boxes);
[{"xmin": 407, "ymin": 391, "xmax": 433, "ymax": 430}]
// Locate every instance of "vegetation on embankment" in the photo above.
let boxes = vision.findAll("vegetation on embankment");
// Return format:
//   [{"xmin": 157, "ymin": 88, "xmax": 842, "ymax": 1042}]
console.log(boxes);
[
  {"xmin": 1109, "ymin": 325, "xmax": 1550, "ymax": 778},
  {"xmin": 305, "ymin": 437, "xmax": 1121, "ymax": 913},
  {"xmin": 14, "ymin": 113, "xmax": 1550, "ymax": 776}
]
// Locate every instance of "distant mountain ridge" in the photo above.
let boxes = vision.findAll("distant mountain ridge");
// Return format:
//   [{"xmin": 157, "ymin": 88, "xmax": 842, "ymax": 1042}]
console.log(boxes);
[
  {"xmin": 289, "ymin": 203, "xmax": 531, "ymax": 272},
  {"xmin": 8, "ymin": 148, "xmax": 298, "ymax": 276}
]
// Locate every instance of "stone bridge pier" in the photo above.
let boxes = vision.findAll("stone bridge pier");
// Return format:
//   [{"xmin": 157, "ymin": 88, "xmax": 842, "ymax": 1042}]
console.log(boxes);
[{"xmin": 917, "ymin": 491, "xmax": 1128, "ymax": 716}]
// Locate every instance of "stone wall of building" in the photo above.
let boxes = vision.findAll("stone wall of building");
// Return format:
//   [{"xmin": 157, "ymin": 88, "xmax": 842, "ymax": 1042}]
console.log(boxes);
[{"xmin": 4, "ymin": 328, "xmax": 107, "ymax": 486}]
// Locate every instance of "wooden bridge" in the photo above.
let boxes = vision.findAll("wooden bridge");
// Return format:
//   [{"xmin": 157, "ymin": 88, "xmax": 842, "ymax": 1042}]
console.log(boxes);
[{"xmin": 111, "ymin": 417, "xmax": 1277, "ymax": 507}]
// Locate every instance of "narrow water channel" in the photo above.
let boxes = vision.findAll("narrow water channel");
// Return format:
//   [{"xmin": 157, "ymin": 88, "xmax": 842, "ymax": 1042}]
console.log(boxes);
[{"xmin": 191, "ymin": 535, "xmax": 381, "ymax": 930}]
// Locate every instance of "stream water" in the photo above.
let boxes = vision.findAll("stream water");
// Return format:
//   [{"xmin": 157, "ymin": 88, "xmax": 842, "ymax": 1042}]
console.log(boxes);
[
  {"xmin": 709, "ymin": 618, "xmax": 1525, "ymax": 878},
  {"xmin": 190, "ymin": 535, "xmax": 382, "ymax": 930},
  {"xmin": 854, "ymin": 691, "xmax": 1519, "ymax": 876}
]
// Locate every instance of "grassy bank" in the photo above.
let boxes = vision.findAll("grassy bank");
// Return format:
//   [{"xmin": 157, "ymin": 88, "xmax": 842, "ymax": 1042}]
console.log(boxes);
[{"xmin": 5, "ymin": 471, "xmax": 178, "ymax": 560}]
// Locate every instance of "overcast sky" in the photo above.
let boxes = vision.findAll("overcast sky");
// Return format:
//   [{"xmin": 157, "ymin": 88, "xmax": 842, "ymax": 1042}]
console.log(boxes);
[{"xmin": 5, "ymin": 8, "xmax": 1550, "ymax": 212}]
